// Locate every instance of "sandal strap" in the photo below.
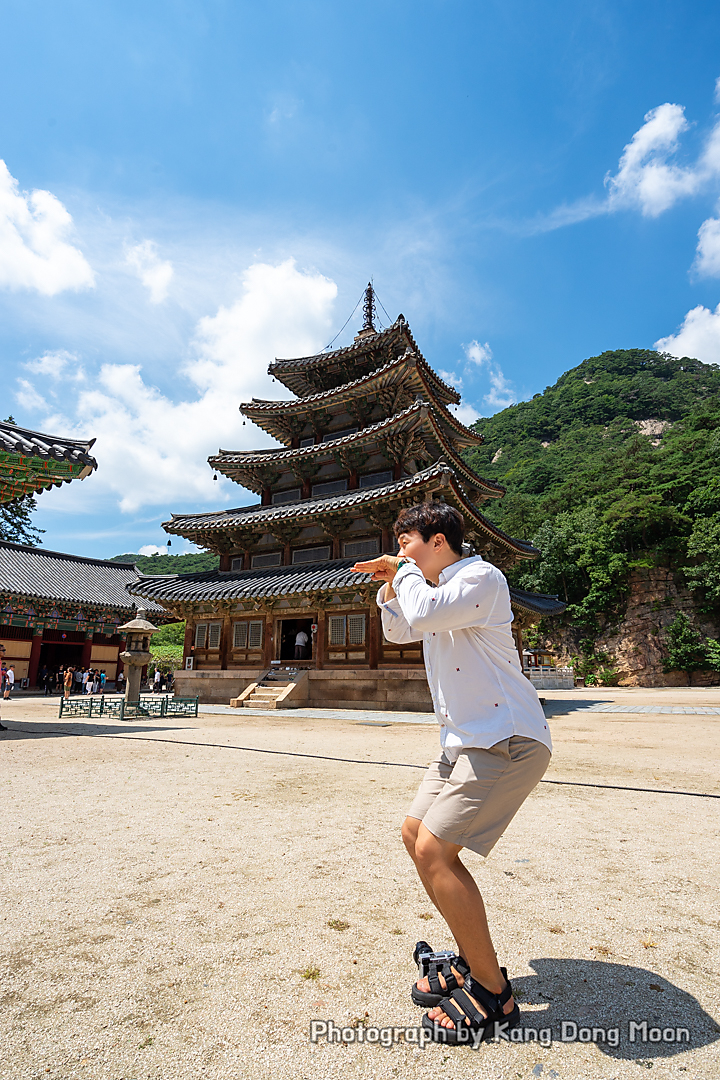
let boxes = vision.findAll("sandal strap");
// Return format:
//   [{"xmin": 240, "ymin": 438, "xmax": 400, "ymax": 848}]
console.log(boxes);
[
  {"xmin": 427, "ymin": 956, "xmax": 470, "ymax": 995},
  {"xmin": 451, "ymin": 983, "xmax": 498, "ymax": 1024}
]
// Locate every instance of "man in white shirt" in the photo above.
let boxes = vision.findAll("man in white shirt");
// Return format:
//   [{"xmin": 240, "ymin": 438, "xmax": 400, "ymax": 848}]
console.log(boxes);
[
  {"xmin": 352, "ymin": 502, "xmax": 551, "ymax": 1045},
  {"xmin": 294, "ymin": 628, "xmax": 309, "ymax": 661},
  {"xmin": 4, "ymin": 665, "xmax": 14, "ymax": 700}
]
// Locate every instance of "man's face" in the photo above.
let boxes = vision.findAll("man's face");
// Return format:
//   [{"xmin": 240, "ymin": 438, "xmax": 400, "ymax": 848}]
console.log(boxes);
[{"xmin": 397, "ymin": 529, "xmax": 443, "ymax": 577}]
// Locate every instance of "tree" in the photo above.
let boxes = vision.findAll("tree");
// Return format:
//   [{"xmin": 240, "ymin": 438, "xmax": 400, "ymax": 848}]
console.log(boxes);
[
  {"xmin": 683, "ymin": 512, "xmax": 720, "ymax": 610},
  {"xmin": 0, "ymin": 495, "xmax": 44, "ymax": 546},
  {"xmin": 662, "ymin": 613, "xmax": 710, "ymax": 681}
]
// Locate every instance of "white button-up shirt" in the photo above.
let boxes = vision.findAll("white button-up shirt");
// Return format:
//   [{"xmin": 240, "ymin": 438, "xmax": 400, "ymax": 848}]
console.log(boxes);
[{"xmin": 377, "ymin": 556, "xmax": 551, "ymax": 758}]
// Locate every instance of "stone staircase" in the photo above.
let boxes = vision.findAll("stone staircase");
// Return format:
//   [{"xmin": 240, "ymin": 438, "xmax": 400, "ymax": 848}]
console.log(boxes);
[{"xmin": 240, "ymin": 668, "xmax": 302, "ymax": 709}]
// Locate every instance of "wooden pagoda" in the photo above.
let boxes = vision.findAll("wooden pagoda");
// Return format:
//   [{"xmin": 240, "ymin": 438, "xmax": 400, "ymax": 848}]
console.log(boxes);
[{"xmin": 130, "ymin": 288, "xmax": 564, "ymax": 708}]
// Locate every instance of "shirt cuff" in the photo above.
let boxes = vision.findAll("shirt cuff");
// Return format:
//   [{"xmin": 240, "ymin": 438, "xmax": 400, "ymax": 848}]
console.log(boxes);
[
  {"xmin": 376, "ymin": 584, "xmax": 403, "ymax": 612},
  {"xmin": 393, "ymin": 559, "xmax": 423, "ymax": 589}
]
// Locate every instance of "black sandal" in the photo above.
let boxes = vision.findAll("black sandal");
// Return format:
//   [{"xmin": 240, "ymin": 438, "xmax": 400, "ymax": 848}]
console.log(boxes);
[
  {"xmin": 421, "ymin": 967, "xmax": 520, "ymax": 1045},
  {"xmin": 411, "ymin": 941, "xmax": 471, "ymax": 1007}
]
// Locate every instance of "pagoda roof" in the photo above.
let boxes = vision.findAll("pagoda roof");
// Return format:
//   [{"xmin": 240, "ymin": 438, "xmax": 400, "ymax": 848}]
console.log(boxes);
[
  {"xmin": 0, "ymin": 419, "xmax": 98, "ymax": 503},
  {"xmin": 128, "ymin": 557, "xmax": 559, "ymax": 626},
  {"xmin": 163, "ymin": 460, "xmax": 537, "ymax": 563},
  {"xmin": 211, "ymin": 400, "xmax": 494, "ymax": 497},
  {"xmin": 243, "ymin": 349, "xmax": 461, "ymax": 442},
  {"xmin": 0, "ymin": 540, "xmax": 165, "ymax": 614},
  {"xmin": 269, "ymin": 317, "xmax": 423, "ymax": 397}
]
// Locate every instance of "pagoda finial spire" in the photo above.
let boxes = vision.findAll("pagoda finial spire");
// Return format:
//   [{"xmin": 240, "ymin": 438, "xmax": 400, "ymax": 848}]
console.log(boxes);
[{"xmin": 362, "ymin": 281, "xmax": 376, "ymax": 333}]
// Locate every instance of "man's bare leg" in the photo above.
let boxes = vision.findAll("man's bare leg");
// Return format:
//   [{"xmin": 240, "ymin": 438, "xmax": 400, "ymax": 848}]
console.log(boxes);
[{"xmin": 407, "ymin": 821, "xmax": 514, "ymax": 1028}]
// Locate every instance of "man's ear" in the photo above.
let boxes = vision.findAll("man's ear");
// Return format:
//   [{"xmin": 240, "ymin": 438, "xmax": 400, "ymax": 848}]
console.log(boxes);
[{"xmin": 433, "ymin": 532, "xmax": 446, "ymax": 550}]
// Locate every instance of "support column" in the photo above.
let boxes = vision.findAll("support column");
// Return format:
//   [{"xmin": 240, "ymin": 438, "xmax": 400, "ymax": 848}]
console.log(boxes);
[
  {"xmin": 220, "ymin": 613, "xmax": 232, "ymax": 670},
  {"xmin": 81, "ymin": 632, "xmax": 93, "ymax": 668},
  {"xmin": 368, "ymin": 608, "xmax": 379, "ymax": 670},
  {"xmin": 28, "ymin": 630, "xmax": 43, "ymax": 687},
  {"xmin": 262, "ymin": 613, "xmax": 274, "ymax": 667},
  {"xmin": 219, "ymin": 553, "xmax": 231, "ymax": 571},
  {"xmin": 301, "ymin": 479, "xmax": 312, "ymax": 499},
  {"xmin": 184, "ymin": 622, "xmax": 195, "ymax": 669},
  {"xmin": 393, "ymin": 462, "xmax": 402, "ymax": 481},
  {"xmin": 261, "ymin": 487, "xmax": 272, "ymax": 506},
  {"xmin": 331, "ymin": 536, "xmax": 341, "ymax": 560},
  {"xmin": 348, "ymin": 471, "xmax": 358, "ymax": 490},
  {"xmin": 283, "ymin": 541, "xmax": 292, "ymax": 565},
  {"xmin": 381, "ymin": 527, "xmax": 391, "ymax": 553},
  {"xmin": 315, "ymin": 609, "xmax": 326, "ymax": 670},
  {"xmin": 243, "ymin": 551, "xmax": 251, "ymax": 570}
]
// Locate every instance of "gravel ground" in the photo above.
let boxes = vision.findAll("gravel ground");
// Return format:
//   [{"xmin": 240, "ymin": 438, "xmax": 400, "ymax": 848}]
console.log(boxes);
[{"xmin": 1, "ymin": 689, "xmax": 719, "ymax": 1080}]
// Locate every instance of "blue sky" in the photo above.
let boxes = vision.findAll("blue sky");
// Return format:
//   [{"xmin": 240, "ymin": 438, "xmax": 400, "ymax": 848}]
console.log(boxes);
[{"xmin": 4, "ymin": 0, "xmax": 720, "ymax": 557}]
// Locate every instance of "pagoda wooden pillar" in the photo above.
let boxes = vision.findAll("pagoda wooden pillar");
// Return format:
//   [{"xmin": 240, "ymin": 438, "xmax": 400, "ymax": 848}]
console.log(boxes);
[
  {"xmin": 183, "ymin": 622, "xmax": 193, "ymax": 667},
  {"xmin": 243, "ymin": 551, "xmax": 251, "ymax": 570},
  {"xmin": 283, "ymin": 541, "xmax": 292, "ymax": 565},
  {"xmin": 368, "ymin": 609, "xmax": 379, "ymax": 669},
  {"xmin": 315, "ymin": 609, "xmax": 326, "ymax": 669},
  {"xmin": 393, "ymin": 462, "xmax": 402, "ymax": 481},
  {"xmin": 219, "ymin": 553, "xmax": 231, "ymax": 571},
  {"xmin": 301, "ymin": 479, "xmax": 312, "ymax": 498},
  {"xmin": 331, "ymin": 536, "xmax": 341, "ymax": 560},
  {"xmin": 81, "ymin": 632, "xmax": 93, "ymax": 668},
  {"xmin": 261, "ymin": 487, "xmax": 271, "ymax": 506},
  {"xmin": 220, "ymin": 613, "xmax": 232, "ymax": 670},
  {"xmin": 348, "ymin": 471, "xmax": 358, "ymax": 490},
  {"xmin": 28, "ymin": 630, "xmax": 43, "ymax": 687},
  {"xmin": 262, "ymin": 613, "xmax": 274, "ymax": 666},
  {"xmin": 381, "ymin": 527, "xmax": 391, "ymax": 553}
]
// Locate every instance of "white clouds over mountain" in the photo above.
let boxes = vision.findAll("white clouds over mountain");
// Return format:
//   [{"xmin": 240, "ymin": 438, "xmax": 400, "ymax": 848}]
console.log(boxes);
[
  {"xmin": 655, "ymin": 302, "xmax": 720, "ymax": 366},
  {"xmin": 464, "ymin": 340, "xmax": 516, "ymax": 410},
  {"xmin": 0, "ymin": 161, "xmax": 95, "ymax": 295},
  {"xmin": 15, "ymin": 260, "xmax": 337, "ymax": 513}
]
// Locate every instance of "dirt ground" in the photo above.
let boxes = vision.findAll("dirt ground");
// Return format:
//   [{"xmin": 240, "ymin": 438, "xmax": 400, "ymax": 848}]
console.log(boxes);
[{"xmin": 1, "ymin": 687, "xmax": 719, "ymax": 1080}]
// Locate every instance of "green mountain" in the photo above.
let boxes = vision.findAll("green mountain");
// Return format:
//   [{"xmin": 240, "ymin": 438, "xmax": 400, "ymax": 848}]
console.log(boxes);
[
  {"xmin": 464, "ymin": 349, "xmax": 720, "ymax": 636},
  {"xmin": 109, "ymin": 551, "xmax": 220, "ymax": 575}
]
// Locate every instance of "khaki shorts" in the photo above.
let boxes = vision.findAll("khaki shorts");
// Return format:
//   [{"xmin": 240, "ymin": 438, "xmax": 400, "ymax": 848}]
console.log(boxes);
[{"xmin": 407, "ymin": 736, "xmax": 551, "ymax": 857}]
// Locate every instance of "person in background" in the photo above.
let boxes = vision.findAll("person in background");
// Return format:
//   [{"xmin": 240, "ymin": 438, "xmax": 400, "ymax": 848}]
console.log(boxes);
[
  {"xmin": 39, "ymin": 664, "xmax": 49, "ymax": 693},
  {"xmin": 92, "ymin": 670, "xmax": 100, "ymax": 694},
  {"xmin": 294, "ymin": 626, "xmax": 309, "ymax": 661},
  {"xmin": 64, "ymin": 667, "xmax": 74, "ymax": 700},
  {"xmin": 4, "ymin": 665, "xmax": 15, "ymax": 699},
  {"xmin": 153, "ymin": 667, "xmax": 162, "ymax": 693},
  {"xmin": 116, "ymin": 670, "xmax": 125, "ymax": 694},
  {"xmin": 74, "ymin": 667, "xmax": 83, "ymax": 695},
  {"xmin": 100, "ymin": 670, "xmax": 106, "ymax": 692}
]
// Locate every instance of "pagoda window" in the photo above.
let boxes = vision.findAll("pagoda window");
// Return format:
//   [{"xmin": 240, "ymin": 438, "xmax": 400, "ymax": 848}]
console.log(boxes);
[
  {"xmin": 299, "ymin": 436, "xmax": 314, "ymax": 448},
  {"xmin": 328, "ymin": 613, "xmax": 366, "ymax": 646},
  {"xmin": 342, "ymin": 537, "xmax": 380, "ymax": 558},
  {"xmin": 358, "ymin": 470, "xmax": 393, "ymax": 488},
  {"xmin": 292, "ymin": 545, "xmax": 331, "ymax": 564},
  {"xmin": 233, "ymin": 620, "xmax": 264, "ymax": 649},
  {"xmin": 230, "ymin": 557, "xmax": 244, "ymax": 570},
  {"xmin": 312, "ymin": 479, "xmax": 347, "ymax": 497},
  {"xmin": 194, "ymin": 623, "xmax": 207, "ymax": 648},
  {"xmin": 271, "ymin": 488, "xmax": 301, "ymax": 505},
  {"xmin": 207, "ymin": 622, "xmax": 222, "ymax": 650},
  {"xmin": 322, "ymin": 426, "xmax": 357, "ymax": 442},
  {"xmin": 251, "ymin": 551, "xmax": 282, "ymax": 568}
]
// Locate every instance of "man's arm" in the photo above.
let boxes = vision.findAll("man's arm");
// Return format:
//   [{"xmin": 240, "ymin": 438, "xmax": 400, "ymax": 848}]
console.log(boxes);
[
  {"xmin": 376, "ymin": 583, "xmax": 423, "ymax": 644},
  {"xmin": 392, "ymin": 561, "xmax": 502, "ymax": 633}
]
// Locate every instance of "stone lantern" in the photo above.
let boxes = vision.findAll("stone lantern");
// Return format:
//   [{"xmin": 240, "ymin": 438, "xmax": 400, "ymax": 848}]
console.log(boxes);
[{"xmin": 118, "ymin": 608, "xmax": 159, "ymax": 702}]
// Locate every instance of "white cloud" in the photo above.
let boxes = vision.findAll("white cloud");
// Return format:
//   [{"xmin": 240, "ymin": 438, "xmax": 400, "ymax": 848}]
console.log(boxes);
[
  {"xmin": 23, "ymin": 349, "xmax": 83, "ymax": 379},
  {"xmin": 15, "ymin": 259, "xmax": 337, "ymax": 513},
  {"xmin": 693, "ymin": 215, "xmax": 720, "ymax": 277},
  {"xmin": 138, "ymin": 544, "xmax": 169, "ymax": 556},
  {"xmin": 15, "ymin": 378, "xmax": 47, "ymax": 412},
  {"xmin": 463, "ymin": 340, "xmax": 516, "ymax": 411},
  {"xmin": 449, "ymin": 402, "xmax": 480, "ymax": 426},
  {"xmin": 715, "ymin": 77, "xmax": 720, "ymax": 106},
  {"xmin": 125, "ymin": 240, "xmax": 173, "ymax": 304},
  {"xmin": 531, "ymin": 83, "xmax": 720, "ymax": 233},
  {"xmin": 438, "ymin": 368, "xmax": 463, "ymax": 389},
  {"xmin": 605, "ymin": 103, "xmax": 701, "ymax": 217},
  {"xmin": 0, "ymin": 160, "xmax": 95, "ymax": 295},
  {"xmin": 655, "ymin": 302, "xmax": 720, "ymax": 365}
]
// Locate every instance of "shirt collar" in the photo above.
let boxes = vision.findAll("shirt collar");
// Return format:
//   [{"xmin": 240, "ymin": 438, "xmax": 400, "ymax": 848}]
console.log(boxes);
[{"xmin": 438, "ymin": 555, "xmax": 481, "ymax": 586}]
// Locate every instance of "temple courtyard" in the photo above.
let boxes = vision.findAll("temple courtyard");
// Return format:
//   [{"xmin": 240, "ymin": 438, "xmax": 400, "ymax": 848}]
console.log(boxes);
[{"xmin": 1, "ymin": 687, "xmax": 719, "ymax": 1080}]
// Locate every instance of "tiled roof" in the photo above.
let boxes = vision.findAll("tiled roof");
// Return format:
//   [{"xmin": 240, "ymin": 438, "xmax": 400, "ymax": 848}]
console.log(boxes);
[
  {"xmin": 164, "ymin": 461, "xmax": 538, "ymax": 559},
  {"xmin": 0, "ymin": 541, "xmax": 166, "ymax": 613},
  {"xmin": 0, "ymin": 420, "xmax": 97, "ymax": 468},
  {"xmin": 164, "ymin": 462, "xmax": 455, "ymax": 531},
  {"xmin": 243, "ymin": 350, "xmax": 460, "ymax": 417},
  {"xmin": 507, "ymin": 586, "xmax": 566, "ymax": 618},
  {"xmin": 129, "ymin": 557, "xmax": 562, "ymax": 621},
  {"xmin": 269, "ymin": 318, "xmax": 419, "ymax": 396}
]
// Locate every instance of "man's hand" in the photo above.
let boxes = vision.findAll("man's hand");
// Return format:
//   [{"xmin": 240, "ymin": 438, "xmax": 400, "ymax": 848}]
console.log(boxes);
[{"xmin": 350, "ymin": 553, "xmax": 402, "ymax": 583}]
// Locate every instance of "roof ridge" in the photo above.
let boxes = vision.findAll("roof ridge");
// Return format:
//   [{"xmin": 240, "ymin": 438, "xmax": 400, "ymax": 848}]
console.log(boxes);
[{"xmin": 0, "ymin": 419, "xmax": 96, "ymax": 450}]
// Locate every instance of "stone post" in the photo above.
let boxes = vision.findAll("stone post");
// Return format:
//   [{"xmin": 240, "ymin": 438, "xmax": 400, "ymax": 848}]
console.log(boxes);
[{"xmin": 118, "ymin": 610, "xmax": 160, "ymax": 702}]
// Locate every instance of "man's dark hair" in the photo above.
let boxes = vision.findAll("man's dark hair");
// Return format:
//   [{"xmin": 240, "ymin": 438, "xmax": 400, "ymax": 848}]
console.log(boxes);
[{"xmin": 393, "ymin": 501, "xmax": 465, "ymax": 556}]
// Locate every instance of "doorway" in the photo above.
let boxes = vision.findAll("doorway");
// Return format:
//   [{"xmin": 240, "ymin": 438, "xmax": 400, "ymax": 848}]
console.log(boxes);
[{"xmin": 279, "ymin": 618, "xmax": 314, "ymax": 663}]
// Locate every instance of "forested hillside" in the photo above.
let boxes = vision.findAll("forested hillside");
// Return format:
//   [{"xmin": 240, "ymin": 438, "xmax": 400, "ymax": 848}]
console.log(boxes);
[
  {"xmin": 465, "ymin": 349, "xmax": 720, "ymax": 679},
  {"xmin": 110, "ymin": 552, "xmax": 220, "ymax": 574}
]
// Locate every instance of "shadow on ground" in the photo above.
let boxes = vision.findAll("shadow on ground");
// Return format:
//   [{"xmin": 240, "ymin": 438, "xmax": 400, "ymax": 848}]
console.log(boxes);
[
  {"xmin": 541, "ymin": 699, "xmax": 612, "ymax": 717},
  {"xmin": 0, "ymin": 721, "xmax": 183, "ymax": 739},
  {"xmin": 511, "ymin": 959, "xmax": 719, "ymax": 1060}
]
